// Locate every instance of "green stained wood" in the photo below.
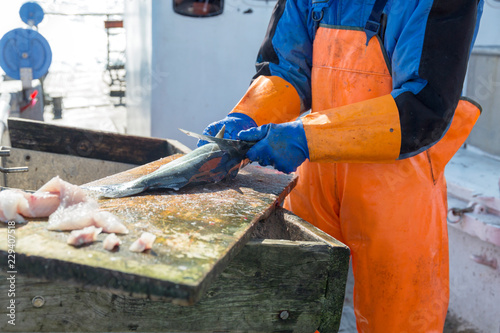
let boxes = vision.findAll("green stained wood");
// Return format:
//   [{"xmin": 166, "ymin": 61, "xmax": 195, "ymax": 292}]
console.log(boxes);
[
  {"xmin": 0, "ymin": 157, "xmax": 297, "ymax": 305},
  {"xmin": 0, "ymin": 208, "xmax": 350, "ymax": 332}
]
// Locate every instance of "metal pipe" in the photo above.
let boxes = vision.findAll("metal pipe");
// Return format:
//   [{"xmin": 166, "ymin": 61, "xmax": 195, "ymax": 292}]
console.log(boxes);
[
  {"xmin": 0, "ymin": 93, "xmax": 10, "ymax": 145},
  {"xmin": 44, "ymin": 12, "xmax": 122, "ymax": 16},
  {"xmin": 0, "ymin": 166, "xmax": 29, "ymax": 173},
  {"xmin": 0, "ymin": 147, "xmax": 29, "ymax": 173},
  {"xmin": 52, "ymin": 96, "xmax": 63, "ymax": 119}
]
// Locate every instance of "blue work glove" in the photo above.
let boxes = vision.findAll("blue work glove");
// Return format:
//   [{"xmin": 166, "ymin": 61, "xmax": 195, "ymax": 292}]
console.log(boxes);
[
  {"xmin": 197, "ymin": 113, "xmax": 257, "ymax": 147},
  {"xmin": 237, "ymin": 119, "xmax": 309, "ymax": 174}
]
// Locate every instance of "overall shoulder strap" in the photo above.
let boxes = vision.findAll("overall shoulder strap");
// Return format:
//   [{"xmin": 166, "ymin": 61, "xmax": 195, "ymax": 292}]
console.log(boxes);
[
  {"xmin": 311, "ymin": 0, "xmax": 333, "ymax": 31},
  {"xmin": 364, "ymin": 0, "xmax": 389, "ymax": 44},
  {"xmin": 312, "ymin": 0, "xmax": 389, "ymax": 42}
]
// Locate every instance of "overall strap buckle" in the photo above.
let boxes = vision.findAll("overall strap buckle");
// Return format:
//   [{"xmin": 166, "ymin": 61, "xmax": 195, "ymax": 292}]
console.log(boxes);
[
  {"xmin": 364, "ymin": 0, "xmax": 388, "ymax": 45},
  {"xmin": 311, "ymin": 0, "xmax": 331, "ymax": 30},
  {"xmin": 312, "ymin": 8, "xmax": 324, "ymax": 22}
]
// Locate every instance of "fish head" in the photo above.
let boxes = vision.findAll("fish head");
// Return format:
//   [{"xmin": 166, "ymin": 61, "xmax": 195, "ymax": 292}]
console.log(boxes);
[
  {"xmin": 186, "ymin": 142, "xmax": 246, "ymax": 185},
  {"xmin": 180, "ymin": 129, "xmax": 255, "ymax": 185}
]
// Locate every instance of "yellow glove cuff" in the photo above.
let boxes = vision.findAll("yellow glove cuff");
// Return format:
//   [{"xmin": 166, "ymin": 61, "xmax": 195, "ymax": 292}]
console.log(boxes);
[{"xmin": 302, "ymin": 94, "xmax": 402, "ymax": 163}]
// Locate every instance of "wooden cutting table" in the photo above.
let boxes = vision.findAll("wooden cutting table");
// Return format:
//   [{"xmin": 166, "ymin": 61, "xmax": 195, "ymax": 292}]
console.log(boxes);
[{"xmin": 0, "ymin": 119, "xmax": 350, "ymax": 332}]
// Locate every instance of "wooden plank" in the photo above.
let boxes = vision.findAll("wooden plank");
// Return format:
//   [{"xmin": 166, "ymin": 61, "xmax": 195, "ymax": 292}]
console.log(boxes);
[
  {"xmin": 7, "ymin": 118, "xmax": 189, "ymax": 165},
  {"xmin": 0, "ymin": 158, "xmax": 297, "ymax": 305},
  {"xmin": 0, "ymin": 212, "xmax": 349, "ymax": 332},
  {"xmin": 0, "ymin": 241, "xmax": 328, "ymax": 332},
  {"xmin": 254, "ymin": 208, "xmax": 351, "ymax": 332},
  {"xmin": 254, "ymin": 207, "xmax": 349, "ymax": 246},
  {"xmin": 2, "ymin": 148, "xmax": 136, "ymax": 190}
]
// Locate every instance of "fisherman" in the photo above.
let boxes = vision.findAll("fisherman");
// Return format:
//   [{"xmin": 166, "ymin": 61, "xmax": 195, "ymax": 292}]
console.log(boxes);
[{"xmin": 200, "ymin": 0, "xmax": 483, "ymax": 331}]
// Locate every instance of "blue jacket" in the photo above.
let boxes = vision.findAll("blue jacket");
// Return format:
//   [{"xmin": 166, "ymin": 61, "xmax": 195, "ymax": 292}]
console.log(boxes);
[{"xmin": 254, "ymin": 0, "xmax": 484, "ymax": 158}]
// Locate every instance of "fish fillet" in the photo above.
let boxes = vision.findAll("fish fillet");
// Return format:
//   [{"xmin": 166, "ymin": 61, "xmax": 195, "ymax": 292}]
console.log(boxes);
[
  {"xmin": 20, "ymin": 191, "xmax": 61, "ymax": 218},
  {"xmin": 129, "ymin": 232, "xmax": 156, "ymax": 252},
  {"xmin": 0, "ymin": 190, "xmax": 28, "ymax": 223},
  {"xmin": 48, "ymin": 202, "xmax": 97, "ymax": 231},
  {"xmin": 0, "ymin": 176, "xmax": 128, "ymax": 233},
  {"xmin": 48, "ymin": 201, "xmax": 128, "ymax": 234},
  {"xmin": 0, "ymin": 189, "xmax": 60, "ymax": 223},
  {"xmin": 37, "ymin": 176, "xmax": 87, "ymax": 207},
  {"xmin": 0, "ymin": 176, "xmax": 86, "ymax": 223},
  {"xmin": 93, "ymin": 211, "xmax": 129, "ymax": 234},
  {"xmin": 67, "ymin": 226, "xmax": 102, "ymax": 246}
]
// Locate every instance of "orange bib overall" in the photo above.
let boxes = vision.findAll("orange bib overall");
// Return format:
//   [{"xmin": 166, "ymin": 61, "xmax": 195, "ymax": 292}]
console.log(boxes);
[{"xmin": 284, "ymin": 26, "xmax": 480, "ymax": 332}]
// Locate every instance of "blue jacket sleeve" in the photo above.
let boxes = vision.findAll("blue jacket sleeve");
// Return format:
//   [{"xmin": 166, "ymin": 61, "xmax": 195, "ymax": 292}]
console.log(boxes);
[{"xmin": 253, "ymin": 0, "xmax": 314, "ymax": 111}]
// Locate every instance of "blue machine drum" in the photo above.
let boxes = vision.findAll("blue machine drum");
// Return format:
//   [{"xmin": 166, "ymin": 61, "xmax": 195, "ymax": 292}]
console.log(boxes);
[
  {"xmin": 19, "ymin": 2, "xmax": 45, "ymax": 27},
  {"xmin": 0, "ymin": 28, "xmax": 52, "ymax": 80}
]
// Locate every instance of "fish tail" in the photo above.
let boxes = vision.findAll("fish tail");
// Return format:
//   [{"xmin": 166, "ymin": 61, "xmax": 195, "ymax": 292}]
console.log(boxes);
[
  {"xmin": 102, "ymin": 184, "xmax": 147, "ymax": 198},
  {"xmin": 84, "ymin": 183, "xmax": 147, "ymax": 198}
]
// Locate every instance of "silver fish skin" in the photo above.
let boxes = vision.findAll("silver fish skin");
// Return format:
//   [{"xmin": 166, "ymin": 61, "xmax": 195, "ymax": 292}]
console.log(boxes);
[{"xmin": 95, "ymin": 128, "xmax": 255, "ymax": 198}]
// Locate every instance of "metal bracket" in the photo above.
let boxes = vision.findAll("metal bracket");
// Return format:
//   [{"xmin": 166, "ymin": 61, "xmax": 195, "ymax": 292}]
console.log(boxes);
[
  {"xmin": 20, "ymin": 67, "xmax": 33, "ymax": 90},
  {"xmin": 0, "ymin": 147, "xmax": 29, "ymax": 173},
  {"xmin": 447, "ymin": 202, "xmax": 477, "ymax": 223},
  {"xmin": 447, "ymin": 201, "xmax": 488, "ymax": 223}
]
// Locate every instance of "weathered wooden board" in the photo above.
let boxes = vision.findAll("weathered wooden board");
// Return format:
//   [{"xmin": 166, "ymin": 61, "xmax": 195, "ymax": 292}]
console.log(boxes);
[
  {"xmin": 0, "ymin": 208, "xmax": 350, "ymax": 332},
  {"xmin": 7, "ymin": 118, "xmax": 189, "ymax": 164},
  {"xmin": 1, "ymin": 148, "xmax": 136, "ymax": 189},
  {"xmin": 0, "ymin": 157, "xmax": 297, "ymax": 305}
]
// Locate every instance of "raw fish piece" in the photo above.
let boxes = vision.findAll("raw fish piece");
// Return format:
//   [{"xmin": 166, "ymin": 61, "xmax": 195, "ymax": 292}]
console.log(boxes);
[
  {"xmin": 93, "ymin": 211, "xmax": 129, "ymax": 234},
  {"xmin": 0, "ymin": 189, "xmax": 60, "ymax": 223},
  {"xmin": 0, "ymin": 177, "xmax": 124, "ymax": 229},
  {"xmin": 48, "ymin": 201, "xmax": 128, "ymax": 234},
  {"xmin": 19, "ymin": 191, "xmax": 61, "ymax": 218},
  {"xmin": 103, "ymin": 233, "xmax": 121, "ymax": 251},
  {"xmin": 48, "ymin": 202, "xmax": 98, "ymax": 231},
  {"xmin": 37, "ymin": 176, "xmax": 87, "ymax": 207},
  {"xmin": 0, "ymin": 176, "xmax": 87, "ymax": 223},
  {"xmin": 0, "ymin": 190, "xmax": 28, "ymax": 223},
  {"xmin": 67, "ymin": 226, "xmax": 102, "ymax": 246},
  {"xmin": 129, "ymin": 232, "xmax": 156, "ymax": 252}
]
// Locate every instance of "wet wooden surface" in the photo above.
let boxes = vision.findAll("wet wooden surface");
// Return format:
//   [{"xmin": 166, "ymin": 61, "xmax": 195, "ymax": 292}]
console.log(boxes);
[
  {"xmin": 0, "ymin": 157, "xmax": 297, "ymax": 305},
  {"xmin": 0, "ymin": 208, "xmax": 350, "ymax": 332}
]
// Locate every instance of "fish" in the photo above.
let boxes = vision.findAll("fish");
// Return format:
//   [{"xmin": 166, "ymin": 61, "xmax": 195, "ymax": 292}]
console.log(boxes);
[
  {"xmin": 93, "ymin": 126, "xmax": 255, "ymax": 198},
  {"xmin": 67, "ymin": 226, "xmax": 102, "ymax": 247},
  {"xmin": 129, "ymin": 232, "xmax": 156, "ymax": 252}
]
